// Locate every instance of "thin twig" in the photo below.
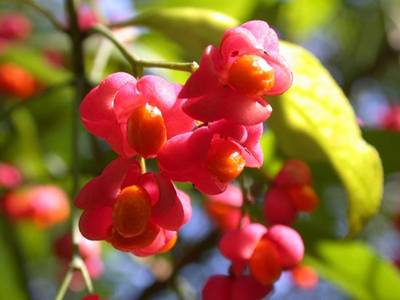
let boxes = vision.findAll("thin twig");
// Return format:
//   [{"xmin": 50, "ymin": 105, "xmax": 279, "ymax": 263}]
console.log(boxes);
[
  {"xmin": 54, "ymin": 265, "xmax": 74, "ymax": 300},
  {"xmin": 90, "ymin": 24, "xmax": 140, "ymax": 75},
  {"xmin": 90, "ymin": 25, "xmax": 198, "ymax": 75}
]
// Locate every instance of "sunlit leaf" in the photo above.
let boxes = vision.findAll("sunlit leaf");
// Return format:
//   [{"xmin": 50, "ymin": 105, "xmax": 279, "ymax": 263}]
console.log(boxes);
[{"xmin": 268, "ymin": 42, "xmax": 383, "ymax": 235}]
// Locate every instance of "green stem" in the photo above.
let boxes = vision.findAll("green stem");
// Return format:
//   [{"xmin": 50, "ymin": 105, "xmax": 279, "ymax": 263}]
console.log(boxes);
[
  {"xmin": 139, "ymin": 60, "xmax": 199, "ymax": 73},
  {"xmin": 90, "ymin": 25, "xmax": 198, "ymax": 75},
  {"xmin": 16, "ymin": 0, "xmax": 66, "ymax": 32},
  {"xmin": 53, "ymin": 1, "xmax": 94, "ymax": 299},
  {"xmin": 54, "ymin": 266, "xmax": 74, "ymax": 300},
  {"xmin": 90, "ymin": 25, "xmax": 140, "ymax": 75}
]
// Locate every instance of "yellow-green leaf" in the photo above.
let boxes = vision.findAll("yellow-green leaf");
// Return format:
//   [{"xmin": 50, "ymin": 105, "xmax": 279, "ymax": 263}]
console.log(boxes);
[
  {"xmin": 268, "ymin": 42, "xmax": 383, "ymax": 235},
  {"xmin": 128, "ymin": 7, "xmax": 238, "ymax": 57}
]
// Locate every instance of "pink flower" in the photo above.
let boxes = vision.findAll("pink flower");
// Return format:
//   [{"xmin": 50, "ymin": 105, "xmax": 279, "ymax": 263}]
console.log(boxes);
[
  {"xmin": 203, "ymin": 274, "xmax": 272, "ymax": 300},
  {"xmin": 0, "ymin": 13, "xmax": 32, "ymax": 41},
  {"xmin": 158, "ymin": 120, "xmax": 263, "ymax": 194},
  {"xmin": 80, "ymin": 73, "xmax": 194, "ymax": 158},
  {"xmin": 3, "ymin": 185, "xmax": 70, "ymax": 228},
  {"xmin": 75, "ymin": 157, "xmax": 191, "ymax": 256},
  {"xmin": 205, "ymin": 184, "xmax": 249, "ymax": 231},
  {"xmin": 219, "ymin": 223, "xmax": 304, "ymax": 286},
  {"xmin": 0, "ymin": 162, "xmax": 22, "ymax": 189},
  {"xmin": 54, "ymin": 232, "xmax": 104, "ymax": 279},
  {"xmin": 180, "ymin": 20, "xmax": 292, "ymax": 125}
]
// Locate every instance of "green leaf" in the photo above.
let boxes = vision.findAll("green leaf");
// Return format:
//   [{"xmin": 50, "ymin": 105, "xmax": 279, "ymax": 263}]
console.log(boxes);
[
  {"xmin": 306, "ymin": 241, "xmax": 400, "ymax": 300},
  {"xmin": 268, "ymin": 42, "xmax": 383, "ymax": 235},
  {"xmin": 134, "ymin": 0, "xmax": 256, "ymax": 21},
  {"xmin": 130, "ymin": 7, "xmax": 238, "ymax": 57}
]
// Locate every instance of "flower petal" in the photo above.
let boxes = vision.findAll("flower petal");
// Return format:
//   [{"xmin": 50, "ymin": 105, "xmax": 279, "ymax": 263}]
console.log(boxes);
[
  {"xmin": 219, "ymin": 89, "xmax": 272, "ymax": 125},
  {"xmin": 232, "ymin": 275, "xmax": 273, "ymax": 300},
  {"xmin": 150, "ymin": 173, "xmax": 188, "ymax": 231},
  {"xmin": 80, "ymin": 72, "xmax": 135, "ymax": 124},
  {"xmin": 203, "ymin": 275, "xmax": 233, "ymax": 300},
  {"xmin": 182, "ymin": 93, "xmax": 224, "ymax": 123},
  {"xmin": 108, "ymin": 222, "xmax": 160, "ymax": 252},
  {"xmin": 75, "ymin": 158, "xmax": 139, "ymax": 209},
  {"xmin": 132, "ymin": 229, "xmax": 177, "ymax": 256},
  {"xmin": 79, "ymin": 207, "xmax": 113, "ymax": 240},
  {"xmin": 190, "ymin": 167, "xmax": 228, "ymax": 195},
  {"xmin": 137, "ymin": 75, "xmax": 177, "ymax": 111},
  {"xmin": 263, "ymin": 53, "xmax": 293, "ymax": 96},
  {"xmin": 208, "ymin": 120, "xmax": 248, "ymax": 144},
  {"xmin": 240, "ymin": 20, "xmax": 279, "ymax": 54},
  {"xmin": 206, "ymin": 184, "xmax": 243, "ymax": 207},
  {"xmin": 130, "ymin": 226, "xmax": 166, "ymax": 256},
  {"xmin": 184, "ymin": 88, "xmax": 272, "ymax": 125},
  {"xmin": 179, "ymin": 46, "xmax": 220, "ymax": 99},
  {"xmin": 240, "ymin": 123, "xmax": 264, "ymax": 167},
  {"xmin": 113, "ymin": 81, "xmax": 142, "ymax": 124},
  {"xmin": 163, "ymin": 97, "xmax": 195, "ymax": 138},
  {"xmin": 220, "ymin": 27, "xmax": 260, "ymax": 63},
  {"xmin": 158, "ymin": 127, "xmax": 212, "ymax": 175}
]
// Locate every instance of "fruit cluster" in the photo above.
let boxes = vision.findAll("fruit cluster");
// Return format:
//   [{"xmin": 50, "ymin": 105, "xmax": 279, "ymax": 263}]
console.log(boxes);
[
  {"xmin": 202, "ymin": 160, "xmax": 319, "ymax": 299},
  {"xmin": 77, "ymin": 20, "xmax": 322, "ymax": 299}
]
